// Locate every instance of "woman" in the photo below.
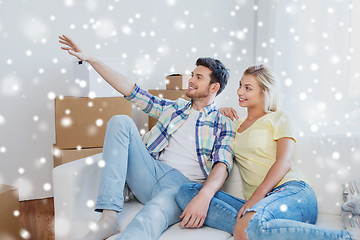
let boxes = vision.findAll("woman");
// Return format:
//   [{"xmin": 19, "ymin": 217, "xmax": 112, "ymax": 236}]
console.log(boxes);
[{"xmin": 175, "ymin": 65, "xmax": 353, "ymax": 240}]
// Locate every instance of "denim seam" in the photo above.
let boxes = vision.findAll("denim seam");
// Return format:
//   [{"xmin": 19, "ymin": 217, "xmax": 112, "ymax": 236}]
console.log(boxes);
[
  {"xmin": 251, "ymin": 222, "xmax": 352, "ymax": 239},
  {"xmin": 95, "ymin": 203, "xmax": 123, "ymax": 213},
  {"xmin": 213, "ymin": 203, "xmax": 238, "ymax": 218},
  {"xmin": 154, "ymin": 168, "xmax": 179, "ymax": 191}
]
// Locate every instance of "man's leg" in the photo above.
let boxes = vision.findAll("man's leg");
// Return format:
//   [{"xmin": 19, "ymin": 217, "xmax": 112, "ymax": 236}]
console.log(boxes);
[
  {"xmin": 83, "ymin": 115, "xmax": 162, "ymax": 240},
  {"xmin": 96, "ymin": 115, "xmax": 162, "ymax": 210},
  {"xmin": 117, "ymin": 168, "xmax": 190, "ymax": 240}
]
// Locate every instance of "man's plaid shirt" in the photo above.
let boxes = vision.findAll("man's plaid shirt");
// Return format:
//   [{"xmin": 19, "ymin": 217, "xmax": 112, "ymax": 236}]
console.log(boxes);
[{"xmin": 125, "ymin": 85, "xmax": 235, "ymax": 177}]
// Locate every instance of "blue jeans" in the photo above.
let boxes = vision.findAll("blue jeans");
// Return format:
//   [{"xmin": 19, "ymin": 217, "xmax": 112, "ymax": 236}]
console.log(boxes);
[
  {"xmin": 176, "ymin": 181, "xmax": 354, "ymax": 240},
  {"xmin": 96, "ymin": 115, "xmax": 190, "ymax": 240}
]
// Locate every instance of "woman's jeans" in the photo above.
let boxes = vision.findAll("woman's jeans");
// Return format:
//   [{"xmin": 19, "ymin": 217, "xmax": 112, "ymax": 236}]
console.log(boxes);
[
  {"xmin": 176, "ymin": 181, "xmax": 353, "ymax": 240},
  {"xmin": 95, "ymin": 115, "xmax": 190, "ymax": 240}
]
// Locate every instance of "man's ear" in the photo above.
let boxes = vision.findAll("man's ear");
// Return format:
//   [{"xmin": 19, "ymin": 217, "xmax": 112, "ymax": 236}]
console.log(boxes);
[{"xmin": 211, "ymin": 82, "xmax": 220, "ymax": 94}]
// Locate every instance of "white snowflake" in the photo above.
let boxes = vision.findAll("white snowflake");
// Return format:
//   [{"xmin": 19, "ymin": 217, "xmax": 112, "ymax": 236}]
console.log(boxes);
[
  {"xmin": 0, "ymin": 115, "xmax": 5, "ymax": 125},
  {"xmin": 121, "ymin": 25, "xmax": 132, "ymax": 35},
  {"xmin": 43, "ymin": 183, "xmax": 52, "ymax": 191},
  {"xmin": 0, "ymin": 146, "xmax": 6, "ymax": 153}
]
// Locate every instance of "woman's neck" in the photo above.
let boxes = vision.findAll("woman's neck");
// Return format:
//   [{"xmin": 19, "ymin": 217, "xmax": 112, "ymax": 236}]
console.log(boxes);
[{"xmin": 246, "ymin": 107, "xmax": 266, "ymax": 121}]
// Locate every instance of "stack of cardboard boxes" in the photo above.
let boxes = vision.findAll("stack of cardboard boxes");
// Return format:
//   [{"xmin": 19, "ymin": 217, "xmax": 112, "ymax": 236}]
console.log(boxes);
[
  {"xmin": 53, "ymin": 96, "xmax": 132, "ymax": 167},
  {"xmin": 148, "ymin": 74, "xmax": 191, "ymax": 129},
  {"xmin": 53, "ymin": 73, "xmax": 190, "ymax": 166},
  {"xmin": 0, "ymin": 184, "xmax": 20, "ymax": 239}
]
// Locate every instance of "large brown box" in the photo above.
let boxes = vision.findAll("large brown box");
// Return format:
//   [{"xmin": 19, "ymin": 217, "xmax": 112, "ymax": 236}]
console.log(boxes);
[
  {"xmin": 0, "ymin": 184, "xmax": 21, "ymax": 240},
  {"xmin": 166, "ymin": 74, "xmax": 191, "ymax": 90},
  {"xmin": 55, "ymin": 97, "xmax": 132, "ymax": 149},
  {"xmin": 53, "ymin": 145, "xmax": 103, "ymax": 168},
  {"xmin": 148, "ymin": 90, "xmax": 190, "ymax": 130}
]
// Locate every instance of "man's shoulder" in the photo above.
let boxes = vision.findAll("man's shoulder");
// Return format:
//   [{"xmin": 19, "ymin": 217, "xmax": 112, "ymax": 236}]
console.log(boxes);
[
  {"xmin": 174, "ymin": 97, "xmax": 190, "ymax": 105},
  {"xmin": 159, "ymin": 97, "xmax": 190, "ymax": 114},
  {"xmin": 209, "ymin": 109, "xmax": 235, "ymax": 128},
  {"xmin": 168, "ymin": 97, "xmax": 190, "ymax": 109}
]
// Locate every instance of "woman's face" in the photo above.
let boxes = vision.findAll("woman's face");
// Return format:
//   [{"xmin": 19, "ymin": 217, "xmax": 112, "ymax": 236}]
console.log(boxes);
[{"xmin": 237, "ymin": 74, "xmax": 264, "ymax": 109}]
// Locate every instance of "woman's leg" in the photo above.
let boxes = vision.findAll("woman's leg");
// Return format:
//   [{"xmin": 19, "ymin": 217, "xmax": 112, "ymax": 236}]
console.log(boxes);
[
  {"xmin": 238, "ymin": 181, "xmax": 353, "ymax": 240},
  {"xmin": 233, "ymin": 211, "xmax": 255, "ymax": 240},
  {"xmin": 176, "ymin": 182, "xmax": 246, "ymax": 233}
]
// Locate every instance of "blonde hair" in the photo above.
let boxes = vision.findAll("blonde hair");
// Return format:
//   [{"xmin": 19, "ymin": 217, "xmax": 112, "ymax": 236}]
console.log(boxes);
[{"xmin": 244, "ymin": 64, "xmax": 278, "ymax": 113}]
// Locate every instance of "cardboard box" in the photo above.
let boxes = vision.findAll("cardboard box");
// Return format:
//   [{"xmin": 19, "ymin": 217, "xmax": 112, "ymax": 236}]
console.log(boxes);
[
  {"xmin": 55, "ymin": 97, "xmax": 132, "ymax": 149},
  {"xmin": 53, "ymin": 145, "xmax": 103, "ymax": 168},
  {"xmin": 0, "ymin": 184, "xmax": 20, "ymax": 240},
  {"xmin": 148, "ymin": 90, "xmax": 190, "ymax": 130},
  {"xmin": 166, "ymin": 74, "xmax": 191, "ymax": 90}
]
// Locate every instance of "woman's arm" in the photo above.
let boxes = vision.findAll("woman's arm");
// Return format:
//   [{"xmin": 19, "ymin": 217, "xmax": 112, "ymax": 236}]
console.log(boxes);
[{"xmin": 237, "ymin": 137, "xmax": 295, "ymax": 219}]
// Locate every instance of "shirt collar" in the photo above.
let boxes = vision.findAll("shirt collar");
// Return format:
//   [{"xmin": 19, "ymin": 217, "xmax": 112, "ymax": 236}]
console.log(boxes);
[{"xmin": 186, "ymin": 100, "xmax": 217, "ymax": 116}]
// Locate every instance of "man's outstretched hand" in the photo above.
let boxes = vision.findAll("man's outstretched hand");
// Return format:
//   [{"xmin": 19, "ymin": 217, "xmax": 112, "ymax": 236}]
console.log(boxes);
[{"xmin": 59, "ymin": 35, "xmax": 91, "ymax": 61}]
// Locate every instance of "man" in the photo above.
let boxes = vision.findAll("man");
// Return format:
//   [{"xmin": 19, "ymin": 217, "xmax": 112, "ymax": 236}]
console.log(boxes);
[{"xmin": 59, "ymin": 34, "xmax": 235, "ymax": 240}]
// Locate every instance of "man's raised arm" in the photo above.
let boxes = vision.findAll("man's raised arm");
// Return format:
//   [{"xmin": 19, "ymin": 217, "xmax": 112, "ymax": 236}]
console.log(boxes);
[{"xmin": 59, "ymin": 34, "xmax": 135, "ymax": 97}]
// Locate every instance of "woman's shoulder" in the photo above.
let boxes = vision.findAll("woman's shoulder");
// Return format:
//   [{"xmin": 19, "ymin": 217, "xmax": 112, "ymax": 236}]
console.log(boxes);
[
  {"xmin": 267, "ymin": 111, "xmax": 295, "ymax": 135},
  {"xmin": 262, "ymin": 111, "xmax": 293, "ymax": 130},
  {"xmin": 267, "ymin": 110, "xmax": 291, "ymax": 121}
]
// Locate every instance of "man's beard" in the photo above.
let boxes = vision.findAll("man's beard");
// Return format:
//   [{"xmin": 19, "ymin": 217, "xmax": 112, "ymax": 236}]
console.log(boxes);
[{"xmin": 185, "ymin": 86, "xmax": 211, "ymax": 99}]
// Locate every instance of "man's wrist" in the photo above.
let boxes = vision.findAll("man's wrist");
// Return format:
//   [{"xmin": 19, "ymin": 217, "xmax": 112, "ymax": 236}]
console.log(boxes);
[
  {"xmin": 198, "ymin": 188, "xmax": 215, "ymax": 200},
  {"xmin": 86, "ymin": 55, "xmax": 97, "ymax": 63}
]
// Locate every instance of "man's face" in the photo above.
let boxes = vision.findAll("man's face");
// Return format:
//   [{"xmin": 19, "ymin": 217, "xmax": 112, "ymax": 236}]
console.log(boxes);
[{"xmin": 185, "ymin": 65, "xmax": 214, "ymax": 99}]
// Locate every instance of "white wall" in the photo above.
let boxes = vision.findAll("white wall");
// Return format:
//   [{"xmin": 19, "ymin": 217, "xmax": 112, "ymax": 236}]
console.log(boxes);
[
  {"xmin": 0, "ymin": 0, "xmax": 255, "ymax": 200},
  {"xmin": 256, "ymin": 0, "xmax": 360, "ymax": 213}
]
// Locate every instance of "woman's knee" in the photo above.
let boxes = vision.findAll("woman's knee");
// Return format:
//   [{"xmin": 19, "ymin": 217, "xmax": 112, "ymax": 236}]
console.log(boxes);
[
  {"xmin": 233, "ymin": 211, "xmax": 256, "ymax": 240},
  {"xmin": 175, "ymin": 182, "xmax": 202, "ymax": 210}
]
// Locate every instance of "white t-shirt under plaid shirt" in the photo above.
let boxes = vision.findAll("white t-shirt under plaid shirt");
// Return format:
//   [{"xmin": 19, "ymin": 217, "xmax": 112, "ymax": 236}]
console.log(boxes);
[
  {"xmin": 158, "ymin": 108, "xmax": 206, "ymax": 183},
  {"xmin": 124, "ymin": 85, "xmax": 235, "ymax": 177}
]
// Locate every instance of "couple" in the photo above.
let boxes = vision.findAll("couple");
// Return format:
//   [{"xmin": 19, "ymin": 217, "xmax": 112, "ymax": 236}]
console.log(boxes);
[{"xmin": 59, "ymin": 35, "xmax": 352, "ymax": 240}]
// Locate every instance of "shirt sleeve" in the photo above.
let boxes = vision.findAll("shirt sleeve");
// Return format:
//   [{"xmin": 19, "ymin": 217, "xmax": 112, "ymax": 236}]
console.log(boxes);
[
  {"xmin": 272, "ymin": 111, "xmax": 296, "ymax": 142},
  {"xmin": 212, "ymin": 114, "xmax": 236, "ymax": 175},
  {"xmin": 124, "ymin": 85, "xmax": 177, "ymax": 119}
]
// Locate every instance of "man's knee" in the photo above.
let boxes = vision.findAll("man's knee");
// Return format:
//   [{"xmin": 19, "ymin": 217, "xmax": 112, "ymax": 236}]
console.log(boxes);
[{"xmin": 107, "ymin": 115, "xmax": 133, "ymax": 129}]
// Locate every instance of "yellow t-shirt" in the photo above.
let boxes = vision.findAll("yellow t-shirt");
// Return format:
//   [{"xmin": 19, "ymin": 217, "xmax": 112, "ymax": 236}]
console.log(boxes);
[{"xmin": 234, "ymin": 111, "xmax": 310, "ymax": 200}]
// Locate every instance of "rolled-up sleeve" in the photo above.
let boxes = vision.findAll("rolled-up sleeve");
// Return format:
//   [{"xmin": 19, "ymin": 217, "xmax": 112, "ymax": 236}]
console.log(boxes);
[
  {"xmin": 125, "ymin": 85, "xmax": 176, "ymax": 119},
  {"xmin": 212, "ymin": 117, "xmax": 235, "ymax": 176}
]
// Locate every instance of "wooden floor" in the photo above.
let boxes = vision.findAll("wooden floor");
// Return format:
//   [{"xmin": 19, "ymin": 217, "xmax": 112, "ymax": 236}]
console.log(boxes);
[{"xmin": 19, "ymin": 197, "xmax": 55, "ymax": 240}]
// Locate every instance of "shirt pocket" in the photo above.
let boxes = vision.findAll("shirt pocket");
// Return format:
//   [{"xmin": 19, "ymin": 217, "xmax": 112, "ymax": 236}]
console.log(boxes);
[{"xmin": 248, "ymin": 129, "xmax": 268, "ymax": 148}]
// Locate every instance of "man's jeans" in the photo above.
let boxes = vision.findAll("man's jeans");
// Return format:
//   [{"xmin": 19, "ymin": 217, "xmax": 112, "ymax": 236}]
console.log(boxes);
[
  {"xmin": 96, "ymin": 115, "xmax": 190, "ymax": 240},
  {"xmin": 176, "ymin": 181, "xmax": 353, "ymax": 240}
]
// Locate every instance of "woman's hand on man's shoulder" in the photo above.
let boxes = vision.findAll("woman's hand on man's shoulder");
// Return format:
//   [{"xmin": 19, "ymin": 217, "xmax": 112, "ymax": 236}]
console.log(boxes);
[{"xmin": 219, "ymin": 107, "xmax": 239, "ymax": 121}]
